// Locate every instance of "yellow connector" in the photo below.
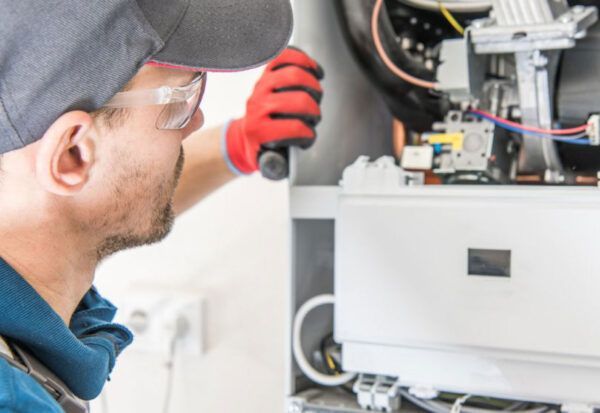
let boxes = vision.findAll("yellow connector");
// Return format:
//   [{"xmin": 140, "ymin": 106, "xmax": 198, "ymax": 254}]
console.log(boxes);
[{"xmin": 425, "ymin": 133, "xmax": 465, "ymax": 151}]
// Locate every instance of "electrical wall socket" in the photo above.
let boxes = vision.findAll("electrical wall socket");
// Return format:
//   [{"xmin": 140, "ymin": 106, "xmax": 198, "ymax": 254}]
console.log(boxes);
[{"xmin": 115, "ymin": 292, "xmax": 204, "ymax": 357}]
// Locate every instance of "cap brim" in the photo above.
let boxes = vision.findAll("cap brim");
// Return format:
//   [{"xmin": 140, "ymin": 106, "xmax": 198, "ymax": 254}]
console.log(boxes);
[{"xmin": 150, "ymin": 0, "xmax": 293, "ymax": 72}]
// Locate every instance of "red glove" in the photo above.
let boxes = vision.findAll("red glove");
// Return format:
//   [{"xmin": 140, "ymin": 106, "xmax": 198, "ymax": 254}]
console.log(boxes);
[{"xmin": 224, "ymin": 47, "xmax": 324, "ymax": 175}]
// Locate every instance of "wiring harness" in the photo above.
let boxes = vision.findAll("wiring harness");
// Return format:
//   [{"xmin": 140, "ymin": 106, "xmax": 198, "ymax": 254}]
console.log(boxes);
[{"xmin": 469, "ymin": 109, "xmax": 592, "ymax": 146}]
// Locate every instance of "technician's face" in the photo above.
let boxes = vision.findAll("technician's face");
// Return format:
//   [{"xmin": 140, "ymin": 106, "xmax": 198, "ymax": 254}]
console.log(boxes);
[{"xmin": 85, "ymin": 66, "xmax": 204, "ymax": 259}]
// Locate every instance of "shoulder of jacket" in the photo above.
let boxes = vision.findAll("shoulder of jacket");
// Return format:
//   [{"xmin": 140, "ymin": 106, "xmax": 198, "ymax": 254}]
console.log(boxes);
[{"xmin": 0, "ymin": 352, "xmax": 62, "ymax": 412}]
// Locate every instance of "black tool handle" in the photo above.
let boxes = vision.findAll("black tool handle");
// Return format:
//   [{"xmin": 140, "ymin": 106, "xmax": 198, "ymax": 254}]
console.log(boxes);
[{"xmin": 258, "ymin": 148, "xmax": 289, "ymax": 181}]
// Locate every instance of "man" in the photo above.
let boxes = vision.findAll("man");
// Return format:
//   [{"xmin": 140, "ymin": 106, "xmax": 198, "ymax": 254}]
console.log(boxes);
[{"xmin": 0, "ymin": 0, "xmax": 323, "ymax": 411}]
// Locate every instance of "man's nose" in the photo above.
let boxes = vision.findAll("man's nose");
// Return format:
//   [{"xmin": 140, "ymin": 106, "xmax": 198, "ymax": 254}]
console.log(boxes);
[{"xmin": 182, "ymin": 109, "xmax": 205, "ymax": 140}]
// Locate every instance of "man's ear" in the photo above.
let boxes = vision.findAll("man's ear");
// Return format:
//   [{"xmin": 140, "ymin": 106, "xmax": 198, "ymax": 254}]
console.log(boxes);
[{"xmin": 35, "ymin": 111, "xmax": 96, "ymax": 196}]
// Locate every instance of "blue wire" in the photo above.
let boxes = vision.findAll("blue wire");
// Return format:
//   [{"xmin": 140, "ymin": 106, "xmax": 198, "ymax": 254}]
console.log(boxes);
[
  {"xmin": 551, "ymin": 137, "xmax": 591, "ymax": 145},
  {"xmin": 470, "ymin": 112, "xmax": 591, "ymax": 146}
]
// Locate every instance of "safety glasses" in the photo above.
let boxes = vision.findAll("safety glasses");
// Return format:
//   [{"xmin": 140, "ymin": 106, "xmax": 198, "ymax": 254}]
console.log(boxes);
[{"xmin": 103, "ymin": 72, "xmax": 207, "ymax": 130}]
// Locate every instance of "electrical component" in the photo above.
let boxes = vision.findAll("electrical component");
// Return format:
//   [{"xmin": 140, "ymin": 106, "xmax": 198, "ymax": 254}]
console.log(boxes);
[
  {"xmin": 424, "ymin": 133, "xmax": 464, "ymax": 150},
  {"xmin": 586, "ymin": 114, "xmax": 600, "ymax": 146},
  {"xmin": 436, "ymin": 38, "xmax": 485, "ymax": 103},
  {"xmin": 341, "ymin": 156, "xmax": 425, "ymax": 194},
  {"xmin": 342, "ymin": 0, "xmax": 600, "ymax": 182},
  {"xmin": 401, "ymin": 146, "xmax": 434, "ymax": 170},
  {"xmin": 353, "ymin": 375, "xmax": 401, "ymax": 412},
  {"xmin": 424, "ymin": 111, "xmax": 515, "ymax": 183}
]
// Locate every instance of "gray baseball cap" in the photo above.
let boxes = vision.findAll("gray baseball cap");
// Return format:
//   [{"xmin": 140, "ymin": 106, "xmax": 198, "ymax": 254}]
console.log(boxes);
[{"xmin": 0, "ymin": 0, "xmax": 293, "ymax": 154}]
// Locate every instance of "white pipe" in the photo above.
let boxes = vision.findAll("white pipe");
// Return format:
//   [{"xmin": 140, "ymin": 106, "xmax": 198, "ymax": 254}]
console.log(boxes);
[{"xmin": 292, "ymin": 294, "xmax": 356, "ymax": 387}]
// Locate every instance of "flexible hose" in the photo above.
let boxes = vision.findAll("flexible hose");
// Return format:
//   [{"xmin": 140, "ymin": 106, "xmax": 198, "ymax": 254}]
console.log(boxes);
[{"xmin": 292, "ymin": 294, "xmax": 357, "ymax": 387}]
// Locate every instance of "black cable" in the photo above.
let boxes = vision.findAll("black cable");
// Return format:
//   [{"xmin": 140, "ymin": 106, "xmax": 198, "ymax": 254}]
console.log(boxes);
[
  {"xmin": 319, "ymin": 334, "xmax": 340, "ymax": 375},
  {"xmin": 318, "ymin": 334, "xmax": 356, "ymax": 396}
]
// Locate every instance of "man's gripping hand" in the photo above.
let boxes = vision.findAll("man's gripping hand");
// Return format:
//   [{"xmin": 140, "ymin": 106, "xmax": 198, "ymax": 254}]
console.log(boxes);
[{"xmin": 223, "ymin": 47, "xmax": 324, "ymax": 175}]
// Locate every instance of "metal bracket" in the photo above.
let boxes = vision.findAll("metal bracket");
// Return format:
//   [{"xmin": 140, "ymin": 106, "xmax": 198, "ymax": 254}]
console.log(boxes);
[
  {"xmin": 470, "ymin": 4, "xmax": 598, "ymax": 54},
  {"xmin": 513, "ymin": 49, "xmax": 563, "ymax": 179}
]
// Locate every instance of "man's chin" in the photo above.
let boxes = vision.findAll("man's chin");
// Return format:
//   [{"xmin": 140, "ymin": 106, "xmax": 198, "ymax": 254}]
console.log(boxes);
[
  {"xmin": 95, "ymin": 201, "xmax": 175, "ymax": 261},
  {"xmin": 95, "ymin": 149, "xmax": 183, "ymax": 262}
]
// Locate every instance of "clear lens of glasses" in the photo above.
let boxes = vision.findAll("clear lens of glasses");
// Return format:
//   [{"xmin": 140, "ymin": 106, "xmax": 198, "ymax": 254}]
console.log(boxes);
[{"xmin": 156, "ymin": 73, "xmax": 207, "ymax": 130}]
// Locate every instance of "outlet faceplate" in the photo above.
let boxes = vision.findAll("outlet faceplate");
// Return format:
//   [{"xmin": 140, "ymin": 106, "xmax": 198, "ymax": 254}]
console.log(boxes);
[{"xmin": 115, "ymin": 292, "xmax": 204, "ymax": 357}]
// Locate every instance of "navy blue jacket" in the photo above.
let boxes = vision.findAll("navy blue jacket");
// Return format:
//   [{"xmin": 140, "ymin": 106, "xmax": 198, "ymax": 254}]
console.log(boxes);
[{"xmin": 0, "ymin": 258, "xmax": 132, "ymax": 411}]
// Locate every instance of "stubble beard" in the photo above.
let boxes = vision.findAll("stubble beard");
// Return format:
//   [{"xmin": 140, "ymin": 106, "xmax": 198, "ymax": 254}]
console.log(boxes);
[{"xmin": 95, "ymin": 148, "xmax": 185, "ymax": 261}]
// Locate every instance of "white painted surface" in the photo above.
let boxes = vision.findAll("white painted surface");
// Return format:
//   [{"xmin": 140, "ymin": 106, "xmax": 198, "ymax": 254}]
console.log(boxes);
[{"xmin": 90, "ymin": 68, "xmax": 290, "ymax": 413}]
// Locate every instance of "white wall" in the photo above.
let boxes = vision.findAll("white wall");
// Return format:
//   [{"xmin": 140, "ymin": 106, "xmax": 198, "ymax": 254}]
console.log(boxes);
[{"xmin": 91, "ymin": 67, "xmax": 290, "ymax": 413}]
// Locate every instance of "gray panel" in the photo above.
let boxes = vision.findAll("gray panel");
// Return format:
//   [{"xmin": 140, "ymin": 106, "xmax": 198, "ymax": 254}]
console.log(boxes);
[
  {"xmin": 291, "ymin": 0, "xmax": 393, "ymax": 186},
  {"xmin": 289, "ymin": 220, "xmax": 335, "ymax": 394},
  {"xmin": 287, "ymin": 0, "xmax": 397, "ymax": 405}
]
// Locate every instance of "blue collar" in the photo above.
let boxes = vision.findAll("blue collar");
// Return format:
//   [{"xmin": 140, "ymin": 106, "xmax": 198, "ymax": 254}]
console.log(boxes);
[{"xmin": 0, "ymin": 257, "xmax": 133, "ymax": 400}]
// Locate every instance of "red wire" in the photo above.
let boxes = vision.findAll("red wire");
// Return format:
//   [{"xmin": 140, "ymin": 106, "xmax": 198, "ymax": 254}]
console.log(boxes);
[{"xmin": 471, "ymin": 109, "xmax": 589, "ymax": 135}]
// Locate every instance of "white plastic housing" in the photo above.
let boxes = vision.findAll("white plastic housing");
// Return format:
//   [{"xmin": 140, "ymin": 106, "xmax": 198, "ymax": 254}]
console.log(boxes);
[{"xmin": 336, "ymin": 185, "xmax": 600, "ymax": 406}]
